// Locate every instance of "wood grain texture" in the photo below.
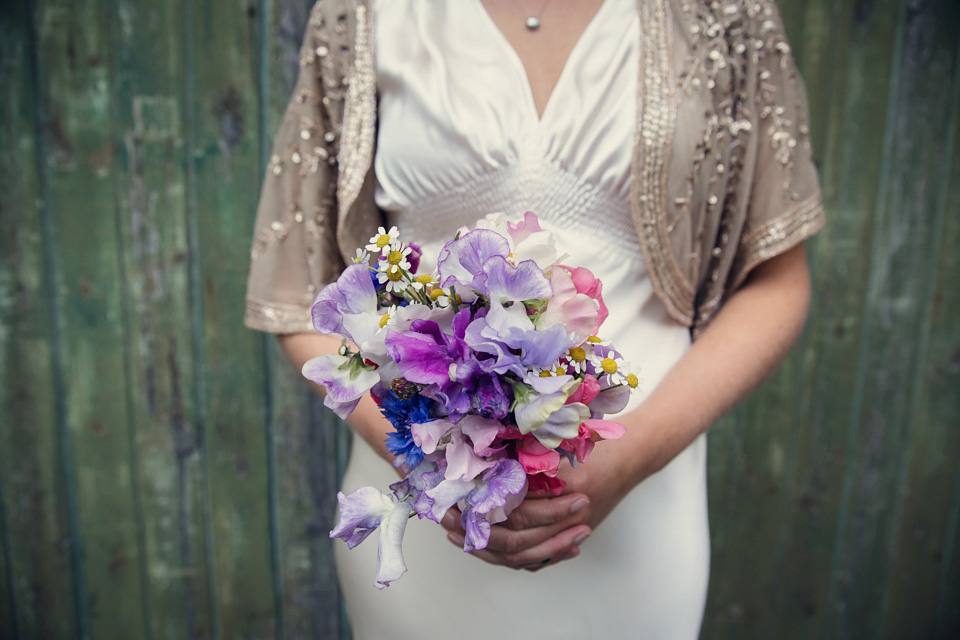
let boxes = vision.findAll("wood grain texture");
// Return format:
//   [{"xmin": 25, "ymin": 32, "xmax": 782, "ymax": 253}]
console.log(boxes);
[
  {"xmin": 704, "ymin": 0, "xmax": 901, "ymax": 634},
  {"xmin": 881, "ymin": 21, "xmax": 960, "ymax": 639},
  {"xmin": 261, "ymin": 2, "xmax": 350, "ymax": 638},
  {"xmin": 184, "ymin": 0, "xmax": 276, "ymax": 636},
  {"xmin": 109, "ymin": 0, "xmax": 215, "ymax": 638},
  {"xmin": 0, "ymin": 3, "xmax": 80, "ymax": 638},
  {"xmin": 820, "ymin": 1, "xmax": 960, "ymax": 637},
  {"xmin": 32, "ymin": 0, "xmax": 150, "ymax": 637}
]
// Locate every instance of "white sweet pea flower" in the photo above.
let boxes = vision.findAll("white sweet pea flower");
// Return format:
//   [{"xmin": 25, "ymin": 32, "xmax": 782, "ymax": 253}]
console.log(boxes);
[
  {"xmin": 513, "ymin": 374, "xmax": 584, "ymax": 448},
  {"xmin": 328, "ymin": 487, "xmax": 415, "ymax": 589}
]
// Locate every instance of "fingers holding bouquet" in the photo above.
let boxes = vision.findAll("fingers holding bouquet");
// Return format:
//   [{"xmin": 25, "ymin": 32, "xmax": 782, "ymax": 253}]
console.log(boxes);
[{"xmin": 440, "ymin": 492, "xmax": 592, "ymax": 570}]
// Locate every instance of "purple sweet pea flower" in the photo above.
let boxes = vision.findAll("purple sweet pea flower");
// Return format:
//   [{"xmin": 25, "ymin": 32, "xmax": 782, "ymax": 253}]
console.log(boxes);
[
  {"xmin": 483, "ymin": 255, "xmax": 552, "ymax": 305},
  {"xmin": 465, "ymin": 302, "xmax": 576, "ymax": 374},
  {"xmin": 444, "ymin": 428, "xmax": 497, "ymax": 481},
  {"xmin": 385, "ymin": 325, "xmax": 455, "ymax": 386},
  {"xmin": 460, "ymin": 509, "xmax": 491, "ymax": 553},
  {"xmin": 590, "ymin": 384, "xmax": 631, "ymax": 416},
  {"xmin": 311, "ymin": 263, "xmax": 378, "ymax": 341},
  {"xmin": 467, "ymin": 458, "xmax": 527, "ymax": 516},
  {"xmin": 436, "ymin": 229, "xmax": 511, "ymax": 295},
  {"xmin": 302, "ymin": 354, "xmax": 380, "ymax": 420},
  {"xmin": 459, "ymin": 459, "xmax": 528, "ymax": 551}
]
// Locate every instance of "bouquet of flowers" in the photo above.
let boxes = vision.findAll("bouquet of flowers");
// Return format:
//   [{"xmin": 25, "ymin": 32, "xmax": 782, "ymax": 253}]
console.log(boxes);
[{"xmin": 303, "ymin": 212, "xmax": 638, "ymax": 588}]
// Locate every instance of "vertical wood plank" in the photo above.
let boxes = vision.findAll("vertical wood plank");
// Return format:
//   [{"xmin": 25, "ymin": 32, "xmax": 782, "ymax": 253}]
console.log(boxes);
[
  {"xmin": 0, "ymin": 475, "xmax": 16, "ymax": 640},
  {"xmin": 704, "ymin": 0, "xmax": 900, "ymax": 635},
  {"xmin": 33, "ymin": 0, "xmax": 150, "ymax": 637},
  {"xmin": 822, "ymin": 0, "xmax": 959, "ymax": 637},
  {"xmin": 882, "ymin": 18, "xmax": 960, "ymax": 639},
  {"xmin": 185, "ymin": 0, "xmax": 276, "ymax": 636},
  {"xmin": 746, "ymin": 0, "xmax": 900, "ymax": 637},
  {"xmin": 260, "ymin": 1, "xmax": 349, "ymax": 638},
  {"xmin": 0, "ymin": 2, "xmax": 80, "ymax": 637},
  {"xmin": 109, "ymin": 0, "xmax": 217, "ymax": 637}
]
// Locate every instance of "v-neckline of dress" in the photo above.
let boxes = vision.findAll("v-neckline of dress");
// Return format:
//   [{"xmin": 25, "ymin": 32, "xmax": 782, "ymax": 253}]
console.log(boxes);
[{"xmin": 473, "ymin": 0, "xmax": 612, "ymax": 124}]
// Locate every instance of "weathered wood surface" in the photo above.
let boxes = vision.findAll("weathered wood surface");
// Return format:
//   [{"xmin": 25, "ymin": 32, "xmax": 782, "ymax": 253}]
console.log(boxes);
[{"xmin": 0, "ymin": 0, "xmax": 957, "ymax": 638}]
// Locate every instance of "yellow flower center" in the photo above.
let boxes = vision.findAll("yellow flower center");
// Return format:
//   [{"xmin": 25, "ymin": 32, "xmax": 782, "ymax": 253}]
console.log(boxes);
[
  {"xmin": 626, "ymin": 373, "xmax": 639, "ymax": 388},
  {"xmin": 386, "ymin": 265, "xmax": 403, "ymax": 282},
  {"xmin": 587, "ymin": 335, "xmax": 602, "ymax": 344},
  {"xmin": 379, "ymin": 314, "xmax": 391, "ymax": 328},
  {"xmin": 539, "ymin": 371, "xmax": 552, "ymax": 377},
  {"xmin": 376, "ymin": 233, "xmax": 392, "ymax": 249},
  {"xmin": 555, "ymin": 366, "xmax": 566, "ymax": 376},
  {"xmin": 387, "ymin": 250, "xmax": 404, "ymax": 265},
  {"xmin": 601, "ymin": 358, "xmax": 618, "ymax": 374},
  {"xmin": 416, "ymin": 274, "xmax": 432, "ymax": 285},
  {"xmin": 430, "ymin": 288, "xmax": 444, "ymax": 301},
  {"xmin": 569, "ymin": 347, "xmax": 586, "ymax": 363}
]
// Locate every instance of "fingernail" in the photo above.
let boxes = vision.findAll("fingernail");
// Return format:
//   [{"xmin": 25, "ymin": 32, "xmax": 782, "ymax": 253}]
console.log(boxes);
[
  {"xmin": 570, "ymin": 498, "xmax": 589, "ymax": 515},
  {"xmin": 574, "ymin": 531, "xmax": 590, "ymax": 546},
  {"xmin": 447, "ymin": 532, "xmax": 464, "ymax": 546}
]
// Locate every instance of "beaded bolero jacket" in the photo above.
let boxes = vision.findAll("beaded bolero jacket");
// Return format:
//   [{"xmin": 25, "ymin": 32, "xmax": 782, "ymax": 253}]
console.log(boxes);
[{"xmin": 244, "ymin": 0, "xmax": 825, "ymax": 336}]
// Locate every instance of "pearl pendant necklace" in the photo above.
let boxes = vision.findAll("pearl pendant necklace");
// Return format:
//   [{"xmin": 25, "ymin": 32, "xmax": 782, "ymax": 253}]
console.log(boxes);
[{"xmin": 513, "ymin": 0, "xmax": 551, "ymax": 31}]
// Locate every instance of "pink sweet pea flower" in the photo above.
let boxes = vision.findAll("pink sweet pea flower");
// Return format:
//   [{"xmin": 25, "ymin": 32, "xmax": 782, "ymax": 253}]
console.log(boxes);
[
  {"xmin": 559, "ymin": 265, "xmax": 608, "ymax": 336},
  {"xmin": 516, "ymin": 435, "xmax": 566, "ymax": 495},
  {"xmin": 566, "ymin": 373, "xmax": 601, "ymax": 406},
  {"xmin": 536, "ymin": 267, "xmax": 601, "ymax": 344}
]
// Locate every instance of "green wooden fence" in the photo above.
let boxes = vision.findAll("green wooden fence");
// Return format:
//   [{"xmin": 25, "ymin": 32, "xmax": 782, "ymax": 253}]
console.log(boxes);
[{"xmin": 1, "ymin": 0, "xmax": 958, "ymax": 638}]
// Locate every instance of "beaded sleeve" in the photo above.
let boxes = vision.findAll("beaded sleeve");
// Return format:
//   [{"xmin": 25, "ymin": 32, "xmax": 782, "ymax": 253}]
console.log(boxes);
[
  {"xmin": 728, "ymin": 0, "xmax": 826, "ymax": 290},
  {"xmin": 244, "ymin": 3, "xmax": 345, "ymax": 334}
]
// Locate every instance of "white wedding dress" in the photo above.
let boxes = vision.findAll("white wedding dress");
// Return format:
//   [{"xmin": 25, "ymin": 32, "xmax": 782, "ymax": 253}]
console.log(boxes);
[{"xmin": 334, "ymin": 2, "xmax": 709, "ymax": 638}]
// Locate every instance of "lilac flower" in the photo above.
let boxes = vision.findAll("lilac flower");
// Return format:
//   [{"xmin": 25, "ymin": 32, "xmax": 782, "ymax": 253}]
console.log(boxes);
[
  {"xmin": 410, "ymin": 419, "xmax": 455, "ymax": 455},
  {"xmin": 444, "ymin": 428, "xmax": 497, "ymax": 481}
]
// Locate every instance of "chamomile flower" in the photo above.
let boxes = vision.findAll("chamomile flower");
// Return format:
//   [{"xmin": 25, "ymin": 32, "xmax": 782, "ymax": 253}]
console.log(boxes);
[
  {"xmin": 567, "ymin": 345, "xmax": 589, "ymax": 374},
  {"xmin": 410, "ymin": 273, "xmax": 435, "ymax": 291},
  {"xmin": 378, "ymin": 305, "xmax": 398, "ymax": 330},
  {"xmin": 365, "ymin": 226, "xmax": 400, "ymax": 255},
  {"xmin": 377, "ymin": 264, "xmax": 407, "ymax": 294},
  {"xmin": 429, "ymin": 288, "xmax": 461, "ymax": 308},
  {"xmin": 383, "ymin": 244, "xmax": 412, "ymax": 271},
  {"xmin": 588, "ymin": 344, "xmax": 626, "ymax": 383},
  {"xmin": 352, "ymin": 248, "xmax": 370, "ymax": 264}
]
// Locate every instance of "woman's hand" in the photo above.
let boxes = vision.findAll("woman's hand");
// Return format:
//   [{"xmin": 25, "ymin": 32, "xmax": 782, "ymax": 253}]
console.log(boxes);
[{"xmin": 440, "ymin": 491, "xmax": 593, "ymax": 570}]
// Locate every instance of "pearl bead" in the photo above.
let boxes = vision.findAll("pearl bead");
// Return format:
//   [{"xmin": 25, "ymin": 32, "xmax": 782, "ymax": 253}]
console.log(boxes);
[{"xmin": 525, "ymin": 16, "xmax": 541, "ymax": 30}]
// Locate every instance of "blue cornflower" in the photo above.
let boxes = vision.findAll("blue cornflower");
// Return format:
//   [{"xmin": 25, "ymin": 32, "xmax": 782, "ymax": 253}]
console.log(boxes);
[{"xmin": 378, "ymin": 390, "xmax": 437, "ymax": 468}]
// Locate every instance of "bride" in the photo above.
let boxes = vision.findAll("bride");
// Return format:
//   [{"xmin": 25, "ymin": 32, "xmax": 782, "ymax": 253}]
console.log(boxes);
[{"xmin": 245, "ymin": 1, "xmax": 824, "ymax": 637}]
